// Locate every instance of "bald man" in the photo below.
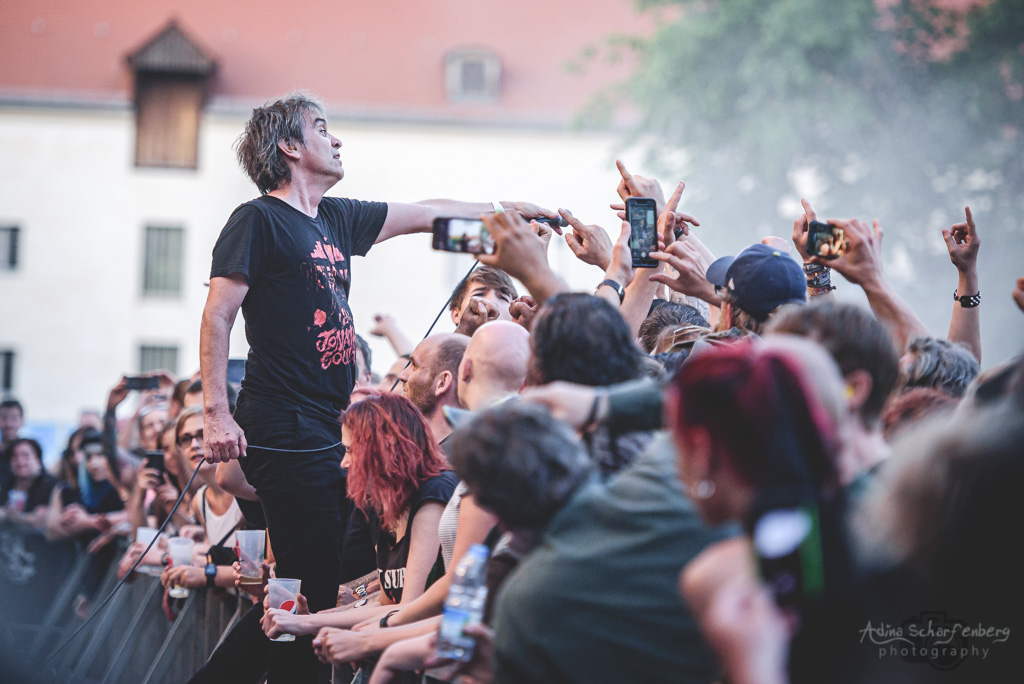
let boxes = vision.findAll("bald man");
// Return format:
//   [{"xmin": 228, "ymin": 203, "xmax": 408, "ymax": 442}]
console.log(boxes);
[
  {"xmin": 457, "ymin": 321, "xmax": 531, "ymax": 411},
  {"xmin": 398, "ymin": 333, "xmax": 470, "ymax": 443}
]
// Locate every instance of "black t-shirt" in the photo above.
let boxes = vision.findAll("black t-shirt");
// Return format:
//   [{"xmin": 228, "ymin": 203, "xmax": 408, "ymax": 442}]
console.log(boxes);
[
  {"xmin": 0, "ymin": 472, "xmax": 57, "ymax": 512},
  {"xmin": 370, "ymin": 471, "xmax": 458, "ymax": 604},
  {"xmin": 61, "ymin": 482, "xmax": 125, "ymax": 514},
  {"xmin": 210, "ymin": 195, "xmax": 388, "ymax": 421}
]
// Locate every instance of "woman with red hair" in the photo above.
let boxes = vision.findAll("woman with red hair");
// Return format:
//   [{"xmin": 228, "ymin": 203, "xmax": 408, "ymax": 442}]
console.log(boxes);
[
  {"xmin": 669, "ymin": 337, "xmax": 866, "ymax": 684},
  {"xmin": 262, "ymin": 392, "xmax": 457, "ymax": 643}
]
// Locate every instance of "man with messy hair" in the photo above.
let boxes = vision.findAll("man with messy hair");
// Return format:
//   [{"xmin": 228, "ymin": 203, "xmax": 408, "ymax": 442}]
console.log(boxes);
[{"xmin": 200, "ymin": 91, "xmax": 552, "ymax": 682}]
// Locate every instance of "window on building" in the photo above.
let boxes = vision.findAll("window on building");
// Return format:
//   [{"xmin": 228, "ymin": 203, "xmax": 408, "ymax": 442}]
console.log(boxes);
[
  {"xmin": 445, "ymin": 49, "xmax": 501, "ymax": 102},
  {"xmin": 0, "ymin": 226, "xmax": 19, "ymax": 271},
  {"xmin": 142, "ymin": 225, "xmax": 184, "ymax": 297},
  {"xmin": 0, "ymin": 351, "xmax": 14, "ymax": 394},
  {"xmin": 134, "ymin": 74, "xmax": 206, "ymax": 168},
  {"xmin": 128, "ymin": 22, "xmax": 216, "ymax": 169},
  {"xmin": 140, "ymin": 345, "xmax": 178, "ymax": 375}
]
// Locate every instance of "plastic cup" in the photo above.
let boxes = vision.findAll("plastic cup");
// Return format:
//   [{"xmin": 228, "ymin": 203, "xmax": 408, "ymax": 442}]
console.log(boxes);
[
  {"xmin": 235, "ymin": 530, "xmax": 266, "ymax": 586},
  {"xmin": 7, "ymin": 490, "xmax": 27, "ymax": 513},
  {"xmin": 136, "ymin": 526, "xmax": 158, "ymax": 547},
  {"xmin": 267, "ymin": 578, "xmax": 302, "ymax": 642},
  {"xmin": 134, "ymin": 526, "xmax": 162, "ymax": 576},
  {"xmin": 167, "ymin": 537, "xmax": 195, "ymax": 598}
]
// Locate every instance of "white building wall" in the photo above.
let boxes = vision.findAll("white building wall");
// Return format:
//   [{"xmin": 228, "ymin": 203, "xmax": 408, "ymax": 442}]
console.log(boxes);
[{"xmin": 0, "ymin": 106, "xmax": 639, "ymax": 436}]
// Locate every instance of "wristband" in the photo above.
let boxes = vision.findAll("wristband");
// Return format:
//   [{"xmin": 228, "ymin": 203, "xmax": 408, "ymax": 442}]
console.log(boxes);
[
  {"xmin": 808, "ymin": 284, "xmax": 835, "ymax": 297},
  {"xmin": 804, "ymin": 263, "xmax": 832, "ymax": 290},
  {"xmin": 380, "ymin": 609, "xmax": 400, "ymax": 628},
  {"xmin": 492, "ymin": 201, "xmax": 505, "ymax": 214},
  {"xmin": 953, "ymin": 289, "xmax": 980, "ymax": 308},
  {"xmin": 596, "ymin": 279, "xmax": 625, "ymax": 305}
]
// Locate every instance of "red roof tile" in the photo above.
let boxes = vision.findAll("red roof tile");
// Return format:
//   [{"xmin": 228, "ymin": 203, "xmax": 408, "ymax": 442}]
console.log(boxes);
[{"xmin": 0, "ymin": 0, "xmax": 663, "ymax": 125}]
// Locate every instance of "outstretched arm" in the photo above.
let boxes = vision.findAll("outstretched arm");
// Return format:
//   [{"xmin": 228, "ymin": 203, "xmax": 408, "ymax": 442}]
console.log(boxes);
[
  {"xmin": 942, "ymin": 206, "xmax": 981, "ymax": 362},
  {"xmin": 370, "ymin": 314, "xmax": 416, "ymax": 357},
  {"xmin": 478, "ymin": 211, "xmax": 569, "ymax": 306},
  {"xmin": 377, "ymin": 201, "xmax": 556, "ymax": 243},
  {"xmin": 819, "ymin": 218, "xmax": 928, "ymax": 352}
]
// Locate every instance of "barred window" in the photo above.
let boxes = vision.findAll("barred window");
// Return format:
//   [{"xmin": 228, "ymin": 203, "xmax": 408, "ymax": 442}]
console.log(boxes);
[
  {"xmin": 445, "ymin": 50, "xmax": 501, "ymax": 102},
  {"xmin": 0, "ymin": 226, "xmax": 19, "ymax": 271},
  {"xmin": 140, "ymin": 345, "xmax": 178, "ymax": 375},
  {"xmin": 142, "ymin": 225, "xmax": 184, "ymax": 297}
]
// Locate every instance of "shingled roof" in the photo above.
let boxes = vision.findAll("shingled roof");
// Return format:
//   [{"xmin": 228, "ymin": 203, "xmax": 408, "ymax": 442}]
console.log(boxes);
[{"xmin": 127, "ymin": 21, "xmax": 216, "ymax": 76}]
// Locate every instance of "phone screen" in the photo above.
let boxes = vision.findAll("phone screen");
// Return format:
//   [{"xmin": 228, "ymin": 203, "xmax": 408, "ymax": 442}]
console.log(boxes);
[
  {"xmin": 627, "ymin": 198, "xmax": 658, "ymax": 267},
  {"xmin": 754, "ymin": 506, "xmax": 824, "ymax": 611},
  {"xmin": 432, "ymin": 218, "xmax": 495, "ymax": 255},
  {"xmin": 808, "ymin": 221, "xmax": 847, "ymax": 260}
]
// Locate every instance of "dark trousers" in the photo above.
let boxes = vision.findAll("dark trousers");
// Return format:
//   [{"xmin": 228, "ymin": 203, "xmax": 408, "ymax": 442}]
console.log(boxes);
[
  {"xmin": 235, "ymin": 395, "xmax": 347, "ymax": 684},
  {"xmin": 188, "ymin": 602, "xmax": 267, "ymax": 684}
]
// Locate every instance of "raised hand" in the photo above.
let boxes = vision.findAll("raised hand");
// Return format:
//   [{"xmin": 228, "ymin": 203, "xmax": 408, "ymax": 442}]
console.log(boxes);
[
  {"xmin": 656, "ymin": 181, "xmax": 700, "ymax": 242},
  {"xmin": 821, "ymin": 218, "xmax": 885, "ymax": 287},
  {"xmin": 791, "ymin": 198, "xmax": 818, "ymax": 263},
  {"xmin": 138, "ymin": 467, "xmax": 164, "ymax": 491},
  {"xmin": 562, "ymin": 210, "xmax": 613, "ymax": 270},
  {"xmin": 605, "ymin": 221, "xmax": 635, "ymax": 291},
  {"xmin": 454, "ymin": 297, "xmax": 500, "ymax": 337},
  {"xmin": 479, "ymin": 211, "xmax": 549, "ymax": 284},
  {"xmin": 106, "ymin": 376, "xmax": 131, "ymax": 412},
  {"xmin": 648, "ymin": 240, "xmax": 721, "ymax": 306},
  {"xmin": 369, "ymin": 313, "xmax": 397, "ymax": 337},
  {"xmin": 942, "ymin": 206, "xmax": 980, "ymax": 274},
  {"xmin": 611, "ymin": 159, "xmax": 667, "ymax": 215},
  {"xmin": 509, "ymin": 295, "xmax": 539, "ymax": 330}
]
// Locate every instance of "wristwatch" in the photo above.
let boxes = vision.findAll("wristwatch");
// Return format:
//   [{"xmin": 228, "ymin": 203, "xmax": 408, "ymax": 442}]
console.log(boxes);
[
  {"xmin": 595, "ymin": 279, "xmax": 625, "ymax": 304},
  {"xmin": 205, "ymin": 563, "xmax": 217, "ymax": 588}
]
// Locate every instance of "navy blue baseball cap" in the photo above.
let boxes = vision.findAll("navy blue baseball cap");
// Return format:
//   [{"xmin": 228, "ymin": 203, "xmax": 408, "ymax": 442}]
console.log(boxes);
[{"xmin": 706, "ymin": 244, "xmax": 806, "ymax": 321}]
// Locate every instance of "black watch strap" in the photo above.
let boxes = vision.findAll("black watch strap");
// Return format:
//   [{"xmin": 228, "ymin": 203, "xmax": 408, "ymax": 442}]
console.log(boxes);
[
  {"xmin": 596, "ymin": 279, "xmax": 625, "ymax": 304},
  {"xmin": 205, "ymin": 563, "xmax": 217, "ymax": 588},
  {"xmin": 953, "ymin": 289, "xmax": 980, "ymax": 308}
]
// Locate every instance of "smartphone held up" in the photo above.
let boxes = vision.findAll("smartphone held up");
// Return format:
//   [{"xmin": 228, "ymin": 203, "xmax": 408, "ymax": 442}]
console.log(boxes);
[
  {"xmin": 626, "ymin": 197, "xmax": 658, "ymax": 268},
  {"xmin": 124, "ymin": 375, "xmax": 160, "ymax": 391}
]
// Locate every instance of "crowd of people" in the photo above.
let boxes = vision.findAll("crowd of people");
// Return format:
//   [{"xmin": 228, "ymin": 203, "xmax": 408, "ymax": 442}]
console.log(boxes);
[{"xmin": 2, "ymin": 92, "xmax": 1022, "ymax": 684}]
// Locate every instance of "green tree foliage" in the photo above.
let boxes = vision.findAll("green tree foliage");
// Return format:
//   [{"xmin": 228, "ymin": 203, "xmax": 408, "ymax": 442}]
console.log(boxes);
[{"xmin": 594, "ymin": 0, "xmax": 1024, "ymax": 363}]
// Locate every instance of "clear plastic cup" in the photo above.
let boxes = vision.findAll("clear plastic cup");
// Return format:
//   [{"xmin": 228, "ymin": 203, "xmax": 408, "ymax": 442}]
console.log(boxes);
[
  {"xmin": 136, "ymin": 526, "xmax": 159, "ymax": 547},
  {"xmin": 235, "ymin": 530, "xmax": 266, "ymax": 586},
  {"xmin": 267, "ymin": 578, "xmax": 302, "ymax": 642},
  {"xmin": 134, "ymin": 526, "xmax": 162, "ymax": 576},
  {"xmin": 167, "ymin": 537, "xmax": 195, "ymax": 599}
]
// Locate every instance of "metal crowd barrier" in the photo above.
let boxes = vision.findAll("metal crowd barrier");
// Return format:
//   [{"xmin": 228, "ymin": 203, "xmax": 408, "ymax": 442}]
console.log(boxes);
[{"xmin": 1, "ymin": 539, "xmax": 251, "ymax": 684}]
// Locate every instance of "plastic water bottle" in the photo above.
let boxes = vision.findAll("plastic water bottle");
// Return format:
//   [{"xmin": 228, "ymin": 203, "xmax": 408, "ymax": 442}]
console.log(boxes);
[{"xmin": 436, "ymin": 543, "xmax": 490, "ymax": 661}]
